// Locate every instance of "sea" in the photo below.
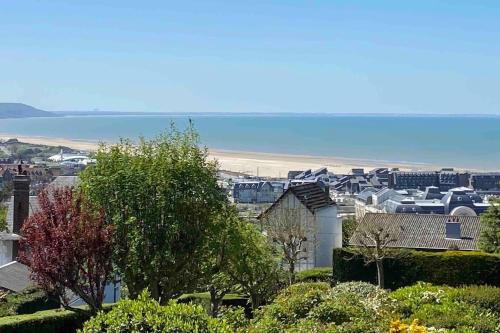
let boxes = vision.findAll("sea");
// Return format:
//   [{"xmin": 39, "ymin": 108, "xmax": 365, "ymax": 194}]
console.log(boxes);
[{"xmin": 1, "ymin": 114, "xmax": 500, "ymax": 170}]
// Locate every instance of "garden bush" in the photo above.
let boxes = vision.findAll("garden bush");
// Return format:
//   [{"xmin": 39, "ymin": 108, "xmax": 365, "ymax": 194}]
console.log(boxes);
[
  {"xmin": 0, "ymin": 308, "xmax": 90, "ymax": 333},
  {"xmin": 390, "ymin": 282, "xmax": 500, "ymax": 333},
  {"xmin": 333, "ymin": 248, "xmax": 500, "ymax": 288},
  {"xmin": 295, "ymin": 267, "xmax": 332, "ymax": 283},
  {"xmin": 249, "ymin": 282, "xmax": 392, "ymax": 333},
  {"xmin": 449, "ymin": 285, "xmax": 500, "ymax": 315},
  {"xmin": 0, "ymin": 288, "xmax": 59, "ymax": 318},
  {"xmin": 80, "ymin": 290, "xmax": 232, "ymax": 333}
]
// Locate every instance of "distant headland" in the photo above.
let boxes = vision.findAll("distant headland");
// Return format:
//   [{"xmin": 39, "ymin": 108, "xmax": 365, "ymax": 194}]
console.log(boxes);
[{"xmin": 0, "ymin": 103, "xmax": 56, "ymax": 119}]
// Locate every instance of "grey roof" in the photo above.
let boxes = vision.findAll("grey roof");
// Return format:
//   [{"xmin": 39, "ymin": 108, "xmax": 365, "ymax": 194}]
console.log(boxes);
[
  {"xmin": 258, "ymin": 182, "xmax": 335, "ymax": 218},
  {"xmin": 356, "ymin": 187, "xmax": 377, "ymax": 202},
  {"xmin": 350, "ymin": 213, "xmax": 481, "ymax": 251},
  {"xmin": 2, "ymin": 196, "xmax": 39, "ymax": 235},
  {"xmin": 48, "ymin": 176, "xmax": 79, "ymax": 189},
  {"xmin": 0, "ymin": 261, "xmax": 32, "ymax": 292}
]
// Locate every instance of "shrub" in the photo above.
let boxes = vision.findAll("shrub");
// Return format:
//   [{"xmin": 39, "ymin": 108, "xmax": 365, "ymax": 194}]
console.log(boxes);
[
  {"xmin": 390, "ymin": 282, "xmax": 452, "ymax": 317},
  {"xmin": 80, "ymin": 290, "xmax": 232, "ymax": 333},
  {"xmin": 449, "ymin": 285, "xmax": 500, "ymax": 315},
  {"xmin": 0, "ymin": 288, "xmax": 59, "ymax": 318},
  {"xmin": 250, "ymin": 282, "xmax": 392, "ymax": 333},
  {"xmin": 0, "ymin": 308, "xmax": 90, "ymax": 333},
  {"xmin": 333, "ymin": 248, "xmax": 500, "ymax": 288},
  {"xmin": 219, "ymin": 306, "xmax": 249, "ymax": 332},
  {"xmin": 391, "ymin": 283, "xmax": 500, "ymax": 333},
  {"xmin": 296, "ymin": 267, "xmax": 333, "ymax": 283}
]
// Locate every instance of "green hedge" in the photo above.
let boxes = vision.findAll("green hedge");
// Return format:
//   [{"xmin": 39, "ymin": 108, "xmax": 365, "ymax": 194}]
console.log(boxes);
[
  {"xmin": 0, "ymin": 288, "xmax": 59, "ymax": 318},
  {"xmin": 0, "ymin": 305, "xmax": 113, "ymax": 333},
  {"xmin": 0, "ymin": 308, "xmax": 90, "ymax": 333},
  {"xmin": 332, "ymin": 248, "xmax": 500, "ymax": 289},
  {"xmin": 296, "ymin": 267, "xmax": 333, "ymax": 283}
]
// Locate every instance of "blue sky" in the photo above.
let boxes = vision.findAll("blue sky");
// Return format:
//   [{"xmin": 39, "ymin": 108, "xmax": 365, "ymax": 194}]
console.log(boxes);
[{"xmin": 1, "ymin": 1, "xmax": 499, "ymax": 114}]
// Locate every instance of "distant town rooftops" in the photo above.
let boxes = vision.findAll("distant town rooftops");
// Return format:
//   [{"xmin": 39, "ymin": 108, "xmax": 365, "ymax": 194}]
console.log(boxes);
[{"xmin": 258, "ymin": 182, "xmax": 334, "ymax": 218}]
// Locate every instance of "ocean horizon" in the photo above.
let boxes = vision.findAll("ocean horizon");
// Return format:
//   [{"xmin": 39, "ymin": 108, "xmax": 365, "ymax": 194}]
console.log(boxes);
[{"xmin": 1, "ymin": 114, "xmax": 500, "ymax": 170}]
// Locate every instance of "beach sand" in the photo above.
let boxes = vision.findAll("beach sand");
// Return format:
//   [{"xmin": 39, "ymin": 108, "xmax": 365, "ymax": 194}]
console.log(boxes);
[{"xmin": 1, "ymin": 134, "xmax": 438, "ymax": 177}]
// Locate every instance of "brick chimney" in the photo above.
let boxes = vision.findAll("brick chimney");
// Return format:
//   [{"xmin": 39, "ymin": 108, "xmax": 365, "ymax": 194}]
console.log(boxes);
[{"xmin": 11, "ymin": 175, "xmax": 30, "ymax": 261}]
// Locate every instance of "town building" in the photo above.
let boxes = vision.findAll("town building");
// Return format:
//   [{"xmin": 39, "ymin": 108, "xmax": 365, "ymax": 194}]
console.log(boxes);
[
  {"xmin": 470, "ymin": 173, "xmax": 500, "ymax": 193},
  {"xmin": 350, "ymin": 213, "xmax": 481, "ymax": 251},
  {"xmin": 232, "ymin": 181, "xmax": 285, "ymax": 203},
  {"xmin": 354, "ymin": 186, "xmax": 489, "ymax": 219},
  {"xmin": 258, "ymin": 183, "xmax": 341, "ymax": 270}
]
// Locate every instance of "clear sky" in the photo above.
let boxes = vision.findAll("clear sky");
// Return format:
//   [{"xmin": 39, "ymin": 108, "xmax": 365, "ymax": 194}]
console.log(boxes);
[{"xmin": 1, "ymin": 1, "xmax": 499, "ymax": 114}]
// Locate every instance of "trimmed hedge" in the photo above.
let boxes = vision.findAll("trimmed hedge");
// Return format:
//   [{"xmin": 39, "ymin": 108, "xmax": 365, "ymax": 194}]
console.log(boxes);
[
  {"xmin": 0, "ymin": 308, "xmax": 90, "ymax": 333},
  {"xmin": 296, "ymin": 267, "xmax": 333, "ymax": 283},
  {"xmin": 333, "ymin": 248, "xmax": 500, "ymax": 289},
  {"xmin": 0, "ymin": 305, "xmax": 114, "ymax": 333},
  {"xmin": 0, "ymin": 288, "xmax": 59, "ymax": 318}
]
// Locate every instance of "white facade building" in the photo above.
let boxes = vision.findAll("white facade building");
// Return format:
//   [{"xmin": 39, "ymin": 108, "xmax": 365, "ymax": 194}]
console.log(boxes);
[{"xmin": 258, "ymin": 183, "xmax": 341, "ymax": 270}]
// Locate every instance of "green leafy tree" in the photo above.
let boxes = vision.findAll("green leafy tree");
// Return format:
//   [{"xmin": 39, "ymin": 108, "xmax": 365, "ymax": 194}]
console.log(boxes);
[
  {"xmin": 227, "ymin": 222, "xmax": 283, "ymax": 310},
  {"xmin": 79, "ymin": 125, "xmax": 225, "ymax": 302},
  {"xmin": 200, "ymin": 205, "xmax": 242, "ymax": 317},
  {"xmin": 479, "ymin": 198, "xmax": 500, "ymax": 253},
  {"xmin": 342, "ymin": 216, "xmax": 358, "ymax": 247}
]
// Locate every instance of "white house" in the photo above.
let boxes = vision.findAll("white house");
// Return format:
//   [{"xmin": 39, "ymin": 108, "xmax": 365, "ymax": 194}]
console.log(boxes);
[{"xmin": 258, "ymin": 182, "xmax": 341, "ymax": 270}]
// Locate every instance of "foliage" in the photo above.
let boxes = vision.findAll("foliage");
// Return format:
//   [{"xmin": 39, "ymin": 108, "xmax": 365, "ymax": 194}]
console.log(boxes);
[
  {"xmin": 261, "ymin": 205, "xmax": 312, "ymax": 285},
  {"xmin": 296, "ymin": 267, "xmax": 332, "ymax": 283},
  {"xmin": 391, "ymin": 282, "xmax": 500, "ymax": 333},
  {"xmin": 0, "ymin": 288, "xmax": 59, "ymax": 318},
  {"xmin": 218, "ymin": 306, "xmax": 249, "ymax": 332},
  {"xmin": 201, "ymin": 205, "xmax": 245, "ymax": 316},
  {"xmin": 226, "ymin": 222, "xmax": 285, "ymax": 310},
  {"xmin": 79, "ymin": 290, "xmax": 232, "ymax": 333},
  {"xmin": 448, "ymin": 285, "xmax": 500, "ymax": 315},
  {"xmin": 19, "ymin": 187, "xmax": 114, "ymax": 313},
  {"xmin": 249, "ymin": 282, "xmax": 393, "ymax": 333},
  {"xmin": 0, "ymin": 204, "xmax": 7, "ymax": 232},
  {"xmin": 479, "ymin": 199, "xmax": 500, "ymax": 253},
  {"xmin": 0, "ymin": 307, "xmax": 92, "ymax": 333},
  {"xmin": 342, "ymin": 216, "xmax": 357, "ymax": 247},
  {"xmin": 333, "ymin": 248, "xmax": 500, "ymax": 288},
  {"xmin": 79, "ymin": 126, "xmax": 225, "ymax": 302}
]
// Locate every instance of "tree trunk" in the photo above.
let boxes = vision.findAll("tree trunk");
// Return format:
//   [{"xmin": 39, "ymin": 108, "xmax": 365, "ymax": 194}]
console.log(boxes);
[
  {"xmin": 149, "ymin": 279, "xmax": 161, "ymax": 302},
  {"xmin": 250, "ymin": 292, "xmax": 261, "ymax": 311},
  {"xmin": 209, "ymin": 287, "xmax": 224, "ymax": 317},
  {"xmin": 288, "ymin": 261, "xmax": 295, "ymax": 285},
  {"xmin": 375, "ymin": 259, "xmax": 385, "ymax": 289}
]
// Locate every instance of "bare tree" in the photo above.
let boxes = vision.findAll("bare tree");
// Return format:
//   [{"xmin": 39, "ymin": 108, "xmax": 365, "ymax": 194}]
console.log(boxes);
[
  {"xmin": 352, "ymin": 222, "xmax": 402, "ymax": 289},
  {"xmin": 262, "ymin": 205, "xmax": 314, "ymax": 284}
]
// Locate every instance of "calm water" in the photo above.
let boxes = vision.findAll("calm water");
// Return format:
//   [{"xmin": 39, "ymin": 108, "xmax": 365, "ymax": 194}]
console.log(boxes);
[{"xmin": 1, "ymin": 114, "xmax": 500, "ymax": 170}]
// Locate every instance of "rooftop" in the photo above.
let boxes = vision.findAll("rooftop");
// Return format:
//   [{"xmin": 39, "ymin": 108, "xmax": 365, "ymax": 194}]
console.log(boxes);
[{"xmin": 350, "ymin": 213, "xmax": 481, "ymax": 251}]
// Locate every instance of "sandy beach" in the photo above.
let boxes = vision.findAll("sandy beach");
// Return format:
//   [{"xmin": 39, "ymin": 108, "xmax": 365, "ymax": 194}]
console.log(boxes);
[{"xmin": 1, "ymin": 133, "xmax": 439, "ymax": 177}]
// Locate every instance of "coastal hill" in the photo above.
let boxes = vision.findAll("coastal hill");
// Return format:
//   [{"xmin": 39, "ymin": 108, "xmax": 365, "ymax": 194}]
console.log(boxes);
[{"xmin": 0, "ymin": 103, "xmax": 56, "ymax": 119}]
